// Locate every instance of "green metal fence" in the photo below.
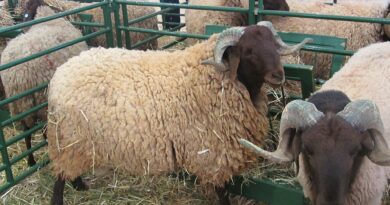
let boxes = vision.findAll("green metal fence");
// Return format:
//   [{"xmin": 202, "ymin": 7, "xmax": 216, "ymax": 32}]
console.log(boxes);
[{"xmin": 1, "ymin": 0, "xmax": 390, "ymax": 203}]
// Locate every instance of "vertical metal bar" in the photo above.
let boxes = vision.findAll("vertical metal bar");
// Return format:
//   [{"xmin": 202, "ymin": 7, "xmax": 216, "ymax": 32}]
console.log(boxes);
[
  {"xmin": 7, "ymin": 0, "xmax": 15, "ymax": 14},
  {"xmin": 0, "ymin": 127, "xmax": 14, "ymax": 186},
  {"xmin": 113, "ymin": 0, "xmax": 123, "ymax": 48},
  {"xmin": 248, "ymin": 0, "xmax": 256, "ymax": 25},
  {"xmin": 121, "ymin": 3, "xmax": 131, "ymax": 49},
  {"xmin": 102, "ymin": 0, "xmax": 115, "ymax": 48},
  {"xmin": 257, "ymin": 0, "xmax": 264, "ymax": 22}
]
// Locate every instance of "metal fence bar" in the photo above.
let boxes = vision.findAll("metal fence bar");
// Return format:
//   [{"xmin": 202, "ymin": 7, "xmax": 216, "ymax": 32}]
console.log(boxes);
[
  {"xmin": 6, "ymin": 122, "xmax": 46, "ymax": 147},
  {"xmin": 0, "ymin": 129, "xmax": 14, "ymax": 185},
  {"xmin": 258, "ymin": 10, "xmax": 390, "ymax": 24},
  {"xmin": 248, "ymin": 0, "xmax": 256, "ymax": 25},
  {"xmin": 71, "ymin": 21, "xmax": 106, "ymax": 28},
  {"xmin": 102, "ymin": 2, "xmax": 115, "ymax": 47},
  {"xmin": 1, "ymin": 102, "xmax": 48, "ymax": 127},
  {"xmin": 10, "ymin": 140, "xmax": 47, "ymax": 165},
  {"xmin": 119, "ymin": 26, "xmax": 209, "ymax": 39},
  {"xmin": 302, "ymin": 46, "xmax": 354, "ymax": 56},
  {"xmin": 0, "ymin": 158, "xmax": 50, "ymax": 193},
  {"xmin": 0, "ymin": 29, "xmax": 110, "ymax": 72},
  {"xmin": 131, "ymin": 23, "xmax": 185, "ymax": 49},
  {"xmin": 0, "ymin": 83, "xmax": 48, "ymax": 107},
  {"xmin": 113, "ymin": 2, "xmax": 123, "ymax": 48},
  {"xmin": 121, "ymin": 3, "xmax": 132, "ymax": 49},
  {"xmin": 127, "ymin": 7, "xmax": 176, "ymax": 26},
  {"xmin": 116, "ymin": 0, "xmax": 248, "ymax": 13},
  {"xmin": 0, "ymin": 2, "xmax": 108, "ymax": 34}
]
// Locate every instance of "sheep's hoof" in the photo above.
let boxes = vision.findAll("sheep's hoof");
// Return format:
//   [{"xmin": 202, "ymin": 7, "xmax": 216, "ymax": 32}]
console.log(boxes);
[
  {"xmin": 27, "ymin": 157, "xmax": 36, "ymax": 167},
  {"xmin": 71, "ymin": 176, "xmax": 89, "ymax": 191},
  {"xmin": 50, "ymin": 196, "xmax": 64, "ymax": 205}
]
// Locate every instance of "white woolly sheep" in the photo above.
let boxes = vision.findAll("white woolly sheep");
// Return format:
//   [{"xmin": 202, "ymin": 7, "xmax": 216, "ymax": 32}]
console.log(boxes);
[
  {"xmin": 0, "ymin": 5, "xmax": 88, "ymax": 166},
  {"xmin": 240, "ymin": 41, "xmax": 390, "ymax": 205},
  {"xmin": 46, "ymin": 22, "xmax": 312, "ymax": 205},
  {"xmin": 42, "ymin": 0, "xmax": 158, "ymax": 50},
  {"xmin": 264, "ymin": 0, "xmax": 389, "ymax": 79},
  {"xmin": 184, "ymin": 0, "xmax": 289, "ymax": 44}
]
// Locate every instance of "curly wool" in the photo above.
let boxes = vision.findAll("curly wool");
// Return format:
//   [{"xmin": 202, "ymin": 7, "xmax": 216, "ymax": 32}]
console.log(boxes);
[
  {"xmin": 266, "ymin": 0, "xmax": 389, "ymax": 79},
  {"xmin": 47, "ymin": 35, "xmax": 269, "ymax": 187},
  {"xmin": 43, "ymin": 0, "xmax": 158, "ymax": 50},
  {"xmin": 0, "ymin": 6, "xmax": 88, "ymax": 128},
  {"xmin": 185, "ymin": 0, "xmax": 247, "ymax": 45},
  {"xmin": 297, "ymin": 42, "xmax": 390, "ymax": 205}
]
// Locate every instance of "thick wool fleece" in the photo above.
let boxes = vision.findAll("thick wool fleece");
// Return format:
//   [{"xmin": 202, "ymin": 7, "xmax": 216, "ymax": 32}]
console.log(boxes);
[
  {"xmin": 0, "ymin": 6, "xmax": 88, "ymax": 128},
  {"xmin": 185, "ymin": 0, "xmax": 247, "ymax": 44},
  {"xmin": 266, "ymin": 0, "xmax": 389, "ymax": 79},
  {"xmin": 297, "ymin": 42, "xmax": 390, "ymax": 205},
  {"xmin": 43, "ymin": 0, "xmax": 158, "ymax": 50},
  {"xmin": 47, "ymin": 35, "xmax": 269, "ymax": 187}
]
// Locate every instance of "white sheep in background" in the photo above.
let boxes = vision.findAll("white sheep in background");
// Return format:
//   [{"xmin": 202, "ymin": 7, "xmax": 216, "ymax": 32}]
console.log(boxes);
[
  {"xmin": 42, "ymin": 0, "xmax": 159, "ymax": 50},
  {"xmin": 265, "ymin": 0, "xmax": 390, "ymax": 78},
  {"xmin": 240, "ymin": 42, "xmax": 390, "ymax": 205},
  {"xmin": 0, "ymin": 4, "xmax": 88, "ymax": 166},
  {"xmin": 46, "ymin": 22, "xmax": 312, "ymax": 205},
  {"xmin": 185, "ymin": 0, "xmax": 290, "ymax": 44}
]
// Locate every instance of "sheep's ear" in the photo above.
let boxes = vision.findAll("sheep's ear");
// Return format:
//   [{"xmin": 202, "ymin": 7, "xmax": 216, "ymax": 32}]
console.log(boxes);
[{"xmin": 227, "ymin": 47, "xmax": 240, "ymax": 81}]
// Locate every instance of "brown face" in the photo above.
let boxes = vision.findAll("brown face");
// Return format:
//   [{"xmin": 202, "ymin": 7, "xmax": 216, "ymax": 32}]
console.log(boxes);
[
  {"xmin": 228, "ymin": 26, "xmax": 285, "ymax": 100},
  {"xmin": 264, "ymin": 0, "xmax": 290, "ymax": 11},
  {"xmin": 23, "ymin": 0, "xmax": 44, "ymax": 22},
  {"xmin": 300, "ymin": 115, "xmax": 374, "ymax": 205}
]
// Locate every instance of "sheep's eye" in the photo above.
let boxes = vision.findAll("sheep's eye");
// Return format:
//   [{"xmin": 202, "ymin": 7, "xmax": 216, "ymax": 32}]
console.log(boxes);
[{"xmin": 24, "ymin": 13, "xmax": 29, "ymax": 18}]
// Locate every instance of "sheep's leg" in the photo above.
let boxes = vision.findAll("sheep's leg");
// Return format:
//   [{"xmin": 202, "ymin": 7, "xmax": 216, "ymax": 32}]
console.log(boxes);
[
  {"xmin": 51, "ymin": 177, "xmax": 65, "ymax": 205},
  {"xmin": 24, "ymin": 135, "xmax": 36, "ymax": 166},
  {"xmin": 215, "ymin": 183, "xmax": 230, "ymax": 205},
  {"xmin": 21, "ymin": 121, "xmax": 36, "ymax": 166},
  {"xmin": 71, "ymin": 176, "xmax": 88, "ymax": 191}
]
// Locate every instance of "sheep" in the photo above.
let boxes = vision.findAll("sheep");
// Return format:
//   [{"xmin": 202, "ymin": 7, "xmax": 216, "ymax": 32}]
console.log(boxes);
[
  {"xmin": 41, "ymin": 0, "xmax": 158, "ymax": 50},
  {"xmin": 184, "ymin": 0, "xmax": 290, "ymax": 45},
  {"xmin": 0, "ymin": 2, "xmax": 88, "ymax": 166},
  {"xmin": 264, "ymin": 0, "xmax": 389, "ymax": 79},
  {"xmin": 46, "ymin": 21, "xmax": 312, "ymax": 205},
  {"xmin": 240, "ymin": 41, "xmax": 390, "ymax": 205}
]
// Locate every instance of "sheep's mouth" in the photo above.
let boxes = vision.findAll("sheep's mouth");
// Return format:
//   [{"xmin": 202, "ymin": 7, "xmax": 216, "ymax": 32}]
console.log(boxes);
[{"xmin": 265, "ymin": 73, "xmax": 285, "ymax": 88}]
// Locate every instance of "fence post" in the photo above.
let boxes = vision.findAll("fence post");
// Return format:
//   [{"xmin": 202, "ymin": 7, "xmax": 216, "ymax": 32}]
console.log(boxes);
[
  {"xmin": 257, "ymin": 0, "xmax": 264, "ymax": 22},
  {"xmin": 102, "ymin": 0, "xmax": 115, "ymax": 48},
  {"xmin": 248, "ymin": 0, "xmax": 256, "ymax": 25},
  {"xmin": 112, "ymin": 0, "xmax": 123, "ymax": 48},
  {"xmin": 0, "ymin": 127, "xmax": 14, "ymax": 187},
  {"xmin": 121, "ymin": 2, "xmax": 132, "ymax": 49}
]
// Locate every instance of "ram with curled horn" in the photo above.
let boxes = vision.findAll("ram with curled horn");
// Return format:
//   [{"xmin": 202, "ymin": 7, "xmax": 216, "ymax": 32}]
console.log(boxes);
[{"xmin": 240, "ymin": 88, "xmax": 390, "ymax": 205}]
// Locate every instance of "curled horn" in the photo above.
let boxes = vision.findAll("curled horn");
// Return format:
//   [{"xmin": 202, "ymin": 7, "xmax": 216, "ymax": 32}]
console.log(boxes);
[
  {"xmin": 337, "ymin": 100, "xmax": 390, "ymax": 166},
  {"xmin": 201, "ymin": 27, "xmax": 245, "ymax": 71},
  {"xmin": 257, "ymin": 21, "xmax": 313, "ymax": 56},
  {"xmin": 239, "ymin": 100, "xmax": 324, "ymax": 163}
]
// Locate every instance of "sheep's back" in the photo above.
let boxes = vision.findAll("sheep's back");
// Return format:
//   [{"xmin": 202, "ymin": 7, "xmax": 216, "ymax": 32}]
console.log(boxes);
[
  {"xmin": 0, "ymin": 18, "xmax": 87, "ymax": 127},
  {"xmin": 268, "ymin": 0, "xmax": 387, "ymax": 79},
  {"xmin": 47, "ymin": 43, "xmax": 268, "ymax": 185}
]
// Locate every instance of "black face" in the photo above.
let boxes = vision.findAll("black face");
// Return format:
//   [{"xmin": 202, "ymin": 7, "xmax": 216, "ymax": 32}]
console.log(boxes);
[
  {"xmin": 23, "ymin": 0, "xmax": 44, "ymax": 22},
  {"xmin": 264, "ymin": 0, "xmax": 290, "ymax": 11},
  {"xmin": 300, "ymin": 116, "xmax": 374, "ymax": 205},
  {"xmin": 227, "ymin": 26, "xmax": 284, "ymax": 101}
]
